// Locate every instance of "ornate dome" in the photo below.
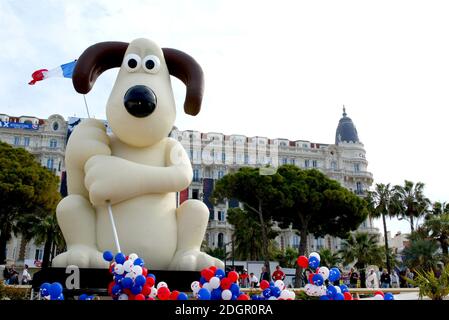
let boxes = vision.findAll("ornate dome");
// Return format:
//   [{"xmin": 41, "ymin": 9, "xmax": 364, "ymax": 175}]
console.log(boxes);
[{"xmin": 335, "ymin": 107, "xmax": 359, "ymax": 144}]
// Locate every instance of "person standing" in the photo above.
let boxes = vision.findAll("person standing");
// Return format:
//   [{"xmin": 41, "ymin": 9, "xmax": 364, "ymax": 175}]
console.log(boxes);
[
  {"xmin": 260, "ymin": 265, "xmax": 270, "ymax": 283},
  {"xmin": 380, "ymin": 269, "xmax": 391, "ymax": 288},
  {"xmin": 349, "ymin": 268, "xmax": 359, "ymax": 288},
  {"xmin": 249, "ymin": 273, "xmax": 259, "ymax": 288},
  {"xmin": 272, "ymin": 265, "xmax": 285, "ymax": 281},
  {"xmin": 405, "ymin": 268, "xmax": 414, "ymax": 288},
  {"xmin": 391, "ymin": 270, "xmax": 400, "ymax": 288},
  {"xmin": 21, "ymin": 264, "xmax": 32, "ymax": 285},
  {"xmin": 240, "ymin": 269, "xmax": 249, "ymax": 288},
  {"xmin": 365, "ymin": 269, "xmax": 379, "ymax": 289}
]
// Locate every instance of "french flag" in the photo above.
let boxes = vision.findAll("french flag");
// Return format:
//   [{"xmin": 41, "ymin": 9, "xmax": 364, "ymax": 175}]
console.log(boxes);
[{"xmin": 29, "ymin": 60, "xmax": 77, "ymax": 85}]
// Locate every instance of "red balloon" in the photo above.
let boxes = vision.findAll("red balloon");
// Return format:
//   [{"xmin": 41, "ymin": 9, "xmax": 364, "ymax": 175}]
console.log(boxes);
[
  {"xmin": 374, "ymin": 291, "xmax": 385, "ymax": 297},
  {"xmin": 146, "ymin": 297, "xmax": 155, "ymax": 300},
  {"xmin": 308, "ymin": 274, "xmax": 314, "ymax": 284},
  {"xmin": 297, "ymin": 256, "xmax": 309, "ymax": 268},
  {"xmin": 109, "ymin": 263, "xmax": 115, "ymax": 274},
  {"xmin": 157, "ymin": 287, "xmax": 171, "ymax": 300},
  {"xmin": 209, "ymin": 266, "xmax": 217, "ymax": 273},
  {"xmin": 146, "ymin": 277, "xmax": 155, "ymax": 287},
  {"xmin": 220, "ymin": 277, "xmax": 232, "ymax": 290},
  {"xmin": 260, "ymin": 280, "xmax": 270, "ymax": 290},
  {"xmin": 228, "ymin": 271, "xmax": 239, "ymax": 283},
  {"xmin": 237, "ymin": 294, "xmax": 250, "ymax": 300},
  {"xmin": 170, "ymin": 290, "xmax": 180, "ymax": 300},
  {"xmin": 142, "ymin": 267, "xmax": 148, "ymax": 277},
  {"xmin": 344, "ymin": 292, "xmax": 353, "ymax": 300},
  {"xmin": 201, "ymin": 268, "xmax": 214, "ymax": 281},
  {"xmin": 141, "ymin": 285, "xmax": 151, "ymax": 296},
  {"xmin": 135, "ymin": 294, "xmax": 145, "ymax": 301}
]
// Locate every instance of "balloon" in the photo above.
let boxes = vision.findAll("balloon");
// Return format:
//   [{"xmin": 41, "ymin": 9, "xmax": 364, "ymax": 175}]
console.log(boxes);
[
  {"xmin": 128, "ymin": 253, "xmax": 139, "ymax": 261},
  {"xmin": 40, "ymin": 283, "xmax": 51, "ymax": 296},
  {"xmin": 202, "ymin": 282, "xmax": 212, "ymax": 292},
  {"xmin": 79, "ymin": 294, "xmax": 88, "ymax": 300},
  {"xmin": 309, "ymin": 252, "xmax": 321, "ymax": 261},
  {"xmin": 237, "ymin": 294, "xmax": 250, "ymax": 300},
  {"xmin": 49, "ymin": 282, "xmax": 63, "ymax": 299},
  {"xmin": 222, "ymin": 289, "xmax": 232, "ymax": 300},
  {"xmin": 335, "ymin": 286, "xmax": 342, "ymax": 294},
  {"xmin": 150, "ymin": 287, "xmax": 158, "ymax": 298},
  {"xmin": 304, "ymin": 284, "xmax": 314, "ymax": 296},
  {"xmin": 157, "ymin": 287, "xmax": 171, "ymax": 300},
  {"xmin": 209, "ymin": 266, "xmax": 217, "ymax": 273},
  {"xmin": 133, "ymin": 258, "xmax": 145, "ymax": 267},
  {"xmin": 308, "ymin": 273, "xmax": 314, "ymax": 284},
  {"xmin": 228, "ymin": 271, "xmax": 239, "ymax": 282},
  {"xmin": 260, "ymin": 280, "xmax": 270, "ymax": 290},
  {"xmin": 134, "ymin": 294, "xmax": 145, "ymax": 300},
  {"xmin": 271, "ymin": 286, "xmax": 281, "ymax": 298},
  {"xmin": 177, "ymin": 292, "xmax": 188, "ymax": 300},
  {"xmin": 141, "ymin": 267, "xmax": 148, "ymax": 277},
  {"xmin": 131, "ymin": 285, "xmax": 143, "ymax": 295},
  {"xmin": 288, "ymin": 291, "xmax": 296, "ymax": 300},
  {"xmin": 121, "ymin": 277, "xmax": 133, "ymax": 289},
  {"xmin": 157, "ymin": 281, "xmax": 168, "ymax": 289},
  {"xmin": 339, "ymin": 284, "xmax": 349, "ymax": 293},
  {"xmin": 147, "ymin": 273, "xmax": 156, "ymax": 281},
  {"xmin": 344, "ymin": 292, "xmax": 353, "ymax": 300},
  {"xmin": 211, "ymin": 288, "xmax": 222, "ymax": 300},
  {"xmin": 334, "ymin": 293, "xmax": 345, "ymax": 300},
  {"xmin": 198, "ymin": 288, "xmax": 211, "ymax": 300},
  {"xmin": 308, "ymin": 256, "xmax": 320, "ymax": 269},
  {"xmin": 199, "ymin": 276, "xmax": 207, "ymax": 285},
  {"xmin": 123, "ymin": 260, "xmax": 134, "ymax": 273},
  {"xmin": 384, "ymin": 293, "xmax": 394, "ymax": 300},
  {"xmin": 297, "ymin": 255, "xmax": 309, "ymax": 268},
  {"xmin": 56, "ymin": 293, "xmax": 64, "ymax": 300},
  {"xmin": 146, "ymin": 277, "xmax": 155, "ymax": 287},
  {"xmin": 318, "ymin": 266, "xmax": 330, "ymax": 280},
  {"xmin": 220, "ymin": 277, "xmax": 232, "ymax": 290},
  {"xmin": 328, "ymin": 268, "xmax": 341, "ymax": 282},
  {"xmin": 312, "ymin": 274, "xmax": 324, "ymax": 286},
  {"xmin": 201, "ymin": 268, "xmax": 214, "ymax": 281},
  {"xmin": 373, "ymin": 294, "xmax": 384, "ymax": 300},
  {"xmin": 230, "ymin": 283, "xmax": 240, "ymax": 296},
  {"xmin": 141, "ymin": 285, "xmax": 151, "ymax": 296},
  {"xmin": 135, "ymin": 275, "xmax": 146, "ymax": 286},
  {"xmin": 191, "ymin": 281, "xmax": 200, "ymax": 291},
  {"xmin": 262, "ymin": 288, "xmax": 272, "ymax": 298},
  {"xmin": 118, "ymin": 293, "xmax": 129, "ymax": 300},
  {"xmin": 112, "ymin": 284, "xmax": 122, "ymax": 295},
  {"xmin": 209, "ymin": 277, "xmax": 221, "ymax": 289},
  {"xmin": 103, "ymin": 251, "xmax": 114, "ymax": 262},
  {"xmin": 374, "ymin": 290, "xmax": 384, "ymax": 297},
  {"xmin": 115, "ymin": 253, "xmax": 126, "ymax": 264},
  {"xmin": 320, "ymin": 295, "xmax": 330, "ymax": 300},
  {"xmin": 274, "ymin": 280, "xmax": 285, "ymax": 290},
  {"xmin": 326, "ymin": 285, "xmax": 337, "ymax": 298},
  {"xmin": 280, "ymin": 290, "xmax": 290, "ymax": 300},
  {"xmin": 215, "ymin": 269, "xmax": 226, "ymax": 279}
]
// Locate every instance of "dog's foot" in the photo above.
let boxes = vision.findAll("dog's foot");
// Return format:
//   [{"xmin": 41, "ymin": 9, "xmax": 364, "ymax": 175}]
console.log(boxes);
[
  {"xmin": 169, "ymin": 249, "xmax": 224, "ymax": 271},
  {"xmin": 52, "ymin": 245, "xmax": 109, "ymax": 269}
]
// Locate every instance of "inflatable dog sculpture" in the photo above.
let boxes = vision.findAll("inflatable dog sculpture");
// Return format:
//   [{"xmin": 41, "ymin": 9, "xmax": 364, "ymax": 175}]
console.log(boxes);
[{"xmin": 53, "ymin": 38, "xmax": 224, "ymax": 270}]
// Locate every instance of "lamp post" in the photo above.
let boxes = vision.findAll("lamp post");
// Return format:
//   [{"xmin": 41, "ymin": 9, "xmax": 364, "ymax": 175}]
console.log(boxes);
[{"xmin": 224, "ymin": 236, "xmax": 235, "ymax": 270}]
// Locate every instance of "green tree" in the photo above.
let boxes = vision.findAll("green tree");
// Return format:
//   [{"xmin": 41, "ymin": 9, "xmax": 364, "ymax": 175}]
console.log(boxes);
[
  {"xmin": 392, "ymin": 181, "xmax": 430, "ymax": 232},
  {"xmin": 339, "ymin": 232, "xmax": 383, "ymax": 287},
  {"xmin": 402, "ymin": 237, "xmax": 441, "ymax": 272},
  {"xmin": 273, "ymin": 247, "xmax": 298, "ymax": 268},
  {"xmin": 367, "ymin": 183, "xmax": 395, "ymax": 274},
  {"xmin": 204, "ymin": 247, "xmax": 229, "ymax": 261},
  {"xmin": 318, "ymin": 248, "xmax": 342, "ymax": 268},
  {"xmin": 273, "ymin": 166, "xmax": 369, "ymax": 287},
  {"xmin": 212, "ymin": 167, "xmax": 283, "ymax": 275},
  {"xmin": 423, "ymin": 213, "xmax": 449, "ymax": 256},
  {"xmin": 0, "ymin": 142, "xmax": 60, "ymax": 264}
]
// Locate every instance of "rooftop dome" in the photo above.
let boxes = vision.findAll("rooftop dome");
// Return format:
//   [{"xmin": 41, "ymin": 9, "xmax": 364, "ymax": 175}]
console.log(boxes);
[{"xmin": 335, "ymin": 107, "xmax": 359, "ymax": 144}]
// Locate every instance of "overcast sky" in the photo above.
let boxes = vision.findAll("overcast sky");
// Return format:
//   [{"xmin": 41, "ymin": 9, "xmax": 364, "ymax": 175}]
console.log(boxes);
[{"xmin": 1, "ymin": 0, "xmax": 448, "ymax": 236}]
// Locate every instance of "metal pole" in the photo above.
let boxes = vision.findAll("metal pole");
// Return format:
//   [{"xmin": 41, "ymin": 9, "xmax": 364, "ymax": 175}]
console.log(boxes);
[
  {"xmin": 106, "ymin": 200, "xmax": 121, "ymax": 253},
  {"xmin": 83, "ymin": 95, "xmax": 91, "ymax": 118}
]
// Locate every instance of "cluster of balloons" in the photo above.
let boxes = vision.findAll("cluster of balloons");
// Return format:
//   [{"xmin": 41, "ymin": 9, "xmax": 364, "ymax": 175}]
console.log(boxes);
[
  {"xmin": 103, "ymin": 250, "xmax": 189, "ymax": 300},
  {"xmin": 251, "ymin": 280, "xmax": 296, "ymax": 300},
  {"xmin": 39, "ymin": 282, "xmax": 64, "ymax": 300},
  {"xmin": 297, "ymin": 251, "xmax": 395, "ymax": 301}
]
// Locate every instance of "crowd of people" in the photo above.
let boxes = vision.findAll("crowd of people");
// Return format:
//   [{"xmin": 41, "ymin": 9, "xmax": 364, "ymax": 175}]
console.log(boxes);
[
  {"xmin": 235, "ymin": 265, "xmax": 286, "ymax": 288},
  {"xmin": 2, "ymin": 264, "xmax": 32, "ymax": 285}
]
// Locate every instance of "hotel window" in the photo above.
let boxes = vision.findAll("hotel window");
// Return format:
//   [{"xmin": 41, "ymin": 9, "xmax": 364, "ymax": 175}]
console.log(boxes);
[
  {"xmin": 13, "ymin": 136, "xmax": 20, "ymax": 145},
  {"xmin": 46, "ymin": 158, "xmax": 54, "ymax": 169},
  {"xmin": 312, "ymin": 160, "xmax": 318, "ymax": 168},
  {"xmin": 24, "ymin": 137, "xmax": 30, "ymax": 146},
  {"xmin": 193, "ymin": 169, "xmax": 199, "ymax": 182},
  {"xmin": 218, "ymin": 233, "xmax": 224, "ymax": 248},
  {"xmin": 35, "ymin": 248, "xmax": 44, "ymax": 261},
  {"xmin": 218, "ymin": 211, "xmax": 225, "ymax": 222},
  {"xmin": 354, "ymin": 163, "xmax": 360, "ymax": 172},
  {"xmin": 292, "ymin": 236, "xmax": 300, "ymax": 248},
  {"xmin": 331, "ymin": 161, "xmax": 337, "ymax": 170},
  {"xmin": 304, "ymin": 159, "xmax": 310, "ymax": 168},
  {"xmin": 49, "ymin": 139, "xmax": 57, "ymax": 148},
  {"xmin": 218, "ymin": 170, "xmax": 224, "ymax": 179},
  {"xmin": 356, "ymin": 182, "xmax": 363, "ymax": 194},
  {"xmin": 222, "ymin": 153, "xmax": 226, "ymax": 163}
]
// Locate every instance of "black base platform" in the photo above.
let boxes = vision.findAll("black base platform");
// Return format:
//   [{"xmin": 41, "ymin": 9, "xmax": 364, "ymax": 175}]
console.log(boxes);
[{"xmin": 32, "ymin": 268, "xmax": 199, "ymax": 296}]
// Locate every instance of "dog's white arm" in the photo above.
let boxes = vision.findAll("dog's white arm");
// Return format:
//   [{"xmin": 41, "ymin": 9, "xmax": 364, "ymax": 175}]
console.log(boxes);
[
  {"xmin": 84, "ymin": 138, "xmax": 192, "ymax": 206},
  {"xmin": 65, "ymin": 119, "xmax": 111, "ymax": 197}
]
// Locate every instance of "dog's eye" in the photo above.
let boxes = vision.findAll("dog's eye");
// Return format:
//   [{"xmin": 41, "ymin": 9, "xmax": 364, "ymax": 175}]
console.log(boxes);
[
  {"xmin": 124, "ymin": 54, "xmax": 141, "ymax": 72},
  {"xmin": 142, "ymin": 55, "xmax": 161, "ymax": 74}
]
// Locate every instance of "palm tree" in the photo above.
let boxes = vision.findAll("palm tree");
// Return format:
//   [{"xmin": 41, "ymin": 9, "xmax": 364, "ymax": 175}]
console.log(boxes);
[
  {"xmin": 391, "ymin": 181, "xmax": 430, "ymax": 232},
  {"xmin": 273, "ymin": 247, "xmax": 298, "ymax": 268},
  {"xmin": 339, "ymin": 232, "xmax": 383, "ymax": 287},
  {"xmin": 402, "ymin": 237, "xmax": 441, "ymax": 272},
  {"xmin": 367, "ymin": 183, "xmax": 394, "ymax": 273},
  {"xmin": 424, "ymin": 213, "xmax": 449, "ymax": 256},
  {"xmin": 318, "ymin": 248, "xmax": 342, "ymax": 268}
]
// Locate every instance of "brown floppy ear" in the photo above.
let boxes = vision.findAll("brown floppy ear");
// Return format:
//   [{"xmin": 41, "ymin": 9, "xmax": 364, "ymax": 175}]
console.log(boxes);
[
  {"xmin": 162, "ymin": 48, "xmax": 204, "ymax": 116},
  {"xmin": 73, "ymin": 41, "xmax": 129, "ymax": 94}
]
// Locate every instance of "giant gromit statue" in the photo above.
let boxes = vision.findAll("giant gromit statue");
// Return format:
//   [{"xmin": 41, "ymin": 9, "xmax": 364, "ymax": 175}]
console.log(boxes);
[{"xmin": 52, "ymin": 38, "xmax": 224, "ymax": 270}]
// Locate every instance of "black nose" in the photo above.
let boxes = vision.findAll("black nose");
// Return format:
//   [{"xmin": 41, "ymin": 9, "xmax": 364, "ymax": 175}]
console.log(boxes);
[{"xmin": 123, "ymin": 85, "xmax": 157, "ymax": 118}]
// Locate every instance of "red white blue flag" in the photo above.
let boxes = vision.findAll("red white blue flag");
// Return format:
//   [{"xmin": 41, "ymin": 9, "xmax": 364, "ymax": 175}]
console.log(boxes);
[{"xmin": 28, "ymin": 60, "xmax": 77, "ymax": 85}]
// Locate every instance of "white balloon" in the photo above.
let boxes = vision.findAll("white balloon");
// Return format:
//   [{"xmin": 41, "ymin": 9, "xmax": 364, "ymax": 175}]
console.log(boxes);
[
  {"xmin": 209, "ymin": 277, "xmax": 221, "ymax": 289},
  {"xmin": 123, "ymin": 260, "xmax": 134, "ymax": 272},
  {"xmin": 114, "ymin": 264, "xmax": 124, "ymax": 275},
  {"xmin": 125, "ymin": 272, "xmax": 133, "ymax": 279},
  {"xmin": 222, "ymin": 289, "xmax": 232, "ymax": 300},
  {"xmin": 150, "ymin": 287, "xmax": 157, "ymax": 298},
  {"xmin": 373, "ymin": 294, "xmax": 384, "ymax": 300},
  {"xmin": 191, "ymin": 281, "xmax": 200, "ymax": 291},
  {"xmin": 335, "ymin": 286, "xmax": 342, "ymax": 294},
  {"xmin": 157, "ymin": 281, "xmax": 168, "ymax": 290},
  {"xmin": 274, "ymin": 280, "xmax": 285, "ymax": 290},
  {"xmin": 280, "ymin": 290, "xmax": 290, "ymax": 300},
  {"xmin": 304, "ymin": 284, "xmax": 314, "ymax": 296},
  {"xmin": 128, "ymin": 253, "xmax": 139, "ymax": 261},
  {"xmin": 132, "ymin": 265, "xmax": 143, "ymax": 276},
  {"xmin": 268, "ymin": 296, "xmax": 277, "ymax": 300},
  {"xmin": 318, "ymin": 266, "xmax": 330, "ymax": 280},
  {"xmin": 202, "ymin": 282, "xmax": 212, "ymax": 292},
  {"xmin": 288, "ymin": 290, "xmax": 296, "ymax": 300},
  {"xmin": 192, "ymin": 286, "xmax": 200, "ymax": 294},
  {"xmin": 309, "ymin": 252, "xmax": 321, "ymax": 261},
  {"xmin": 118, "ymin": 293, "xmax": 128, "ymax": 300}
]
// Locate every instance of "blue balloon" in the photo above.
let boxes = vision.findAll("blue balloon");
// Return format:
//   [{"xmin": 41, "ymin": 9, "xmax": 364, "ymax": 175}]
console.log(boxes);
[
  {"xmin": 271, "ymin": 286, "xmax": 281, "ymax": 298},
  {"xmin": 197, "ymin": 288, "xmax": 211, "ymax": 300},
  {"xmin": 211, "ymin": 288, "xmax": 222, "ymax": 300},
  {"xmin": 262, "ymin": 288, "xmax": 271, "ymax": 298},
  {"xmin": 384, "ymin": 293, "xmax": 394, "ymax": 300},
  {"xmin": 199, "ymin": 276, "xmax": 207, "ymax": 285},
  {"xmin": 40, "ymin": 283, "xmax": 51, "ymax": 296},
  {"xmin": 230, "ymin": 283, "xmax": 240, "ymax": 295},
  {"xmin": 334, "ymin": 293, "xmax": 345, "ymax": 300},
  {"xmin": 147, "ymin": 273, "xmax": 156, "ymax": 281},
  {"xmin": 326, "ymin": 285, "xmax": 337, "ymax": 298},
  {"xmin": 269, "ymin": 281, "xmax": 275, "ymax": 287},
  {"xmin": 56, "ymin": 293, "xmax": 64, "ymax": 300},
  {"xmin": 115, "ymin": 253, "xmax": 126, "ymax": 264},
  {"xmin": 121, "ymin": 277, "xmax": 133, "ymax": 289},
  {"xmin": 135, "ymin": 275, "xmax": 146, "ymax": 286},
  {"xmin": 312, "ymin": 274, "xmax": 324, "ymax": 286},
  {"xmin": 133, "ymin": 258, "xmax": 144, "ymax": 267},
  {"xmin": 339, "ymin": 284, "xmax": 349, "ymax": 293},
  {"xmin": 79, "ymin": 294, "xmax": 88, "ymax": 300},
  {"xmin": 309, "ymin": 256, "xmax": 320, "ymax": 269},
  {"xmin": 103, "ymin": 250, "xmax": 114, "ymax": 262},
  {"xmin": 320, "ymin": 295, "xmax": 330, "ymax": 300},
  {"xmin": 328, "ymin": 268, "xmax": 341, "ymax": 282},
  {"xmin": 215, "ymin": 269, "xmax": 225, "ymax": 279},
  {"xmin": 131, "ymin": 285, "xmax": 142, "ymax": 295},
  {"xmin": 232, "ymin": 295, "xmax": 238, "ymax": 300},
  {"xmin": 114, "ymin": 274, "xmax": 124, "ymax": 284},
  {"xmin": 251, "ymin": 295, "xmax": 259, "ymax": 300},
  {"xmin": 49, "ymin": 282, "xmax": 63, "ymax": 299},
  {"xmin": 112, "ymin": 285, "xmax": 122, "ymax": 295},
  {"xmin": 177, "ymin": 292, "xmax": 188, "ymax": 300}
]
